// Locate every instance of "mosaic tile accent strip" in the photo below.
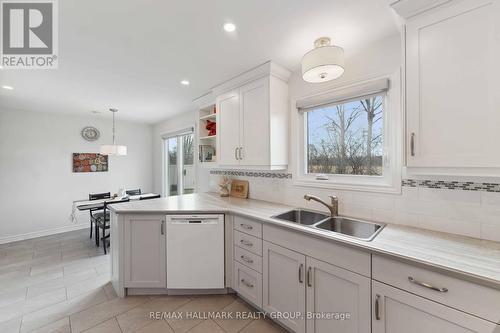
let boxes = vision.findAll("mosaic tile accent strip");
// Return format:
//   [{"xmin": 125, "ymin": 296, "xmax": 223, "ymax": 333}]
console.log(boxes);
[
  {"xmin": 402, "ymin": 179, "xmax": 500, "ymax": 192},
  {"xmin": 210, "ymin": 170, "xmax": 292, "ymax": 179},
  {"xmin": 210, "ymin": 171, "xmax": 500, "ymax": 192}
]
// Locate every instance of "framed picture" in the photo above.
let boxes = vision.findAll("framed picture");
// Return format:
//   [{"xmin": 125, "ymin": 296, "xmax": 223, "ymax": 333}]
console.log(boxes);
[
  {"xmin": 199, "ymin": 145, "xmax": 216, "ymax": 162},
  {"xmin": 72, "ymin": 153, "xmax": 108, "ymax": 172}
]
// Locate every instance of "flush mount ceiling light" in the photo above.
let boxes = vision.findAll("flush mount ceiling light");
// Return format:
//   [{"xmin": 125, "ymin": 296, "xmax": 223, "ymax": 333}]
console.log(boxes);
[
  {"xmin": 100, "ymin": 108, "xmax": 127, "ymax": 156},
  {"xmin": 1, "ymin": 85, "xmax": 14, "ymax": 90},
  {"xmin": 180, "ymin": 80, "xmax": 190, "ymax": 86},
  {"xmin": 223, "ymin": 22, "xmax": 236, "ymax": 32},
  {"xmin": 302, "ymin": 37, "xmax": 345, "ymax": 83}
]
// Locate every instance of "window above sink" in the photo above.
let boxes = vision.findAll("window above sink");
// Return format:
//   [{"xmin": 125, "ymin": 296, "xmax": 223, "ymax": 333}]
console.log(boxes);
[{"xmin": 291, "ymin": 75, "xmax": 402, "ymax": 194}]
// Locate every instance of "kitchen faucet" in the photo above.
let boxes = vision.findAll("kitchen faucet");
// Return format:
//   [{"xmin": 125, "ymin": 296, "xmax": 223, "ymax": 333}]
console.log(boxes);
[{"xmin": 304, "ymin": 194, "xmax": 338, "ymax": 217}]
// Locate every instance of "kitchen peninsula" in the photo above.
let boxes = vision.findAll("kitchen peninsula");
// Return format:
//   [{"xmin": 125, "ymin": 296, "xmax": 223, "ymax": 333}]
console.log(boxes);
[{"xmin": 108, "ymin": 193, "xmax": 500, "ymax": 332}]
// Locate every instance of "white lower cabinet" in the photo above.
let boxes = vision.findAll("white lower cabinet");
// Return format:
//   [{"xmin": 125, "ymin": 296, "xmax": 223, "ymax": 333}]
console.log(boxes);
[
  {"xmin": 306, "ymin": 257, "xmax": 370, "ymax": 333},
  {"xmin": 123, "ymin": 215, "xmax": 166, "ymax": 288},
  {"xmin": 262, "ymin": 241, "xmax": 371, "ymax": 333},
  {"xmin": 263, "ymin": 241, "xmax": 306, "ymax": 333},
  {"xmin": 372, "ymin": 281, "xmax": 498, "ymax": 333}
]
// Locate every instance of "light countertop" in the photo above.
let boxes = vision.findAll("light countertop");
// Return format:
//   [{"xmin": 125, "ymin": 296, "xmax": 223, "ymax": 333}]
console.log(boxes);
[{"xmin": 109, "ymin": 192, "xmax": 500, "ymax": 288}]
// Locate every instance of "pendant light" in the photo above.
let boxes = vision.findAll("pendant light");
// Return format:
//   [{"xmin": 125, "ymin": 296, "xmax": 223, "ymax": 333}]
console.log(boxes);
[
  {"xmin": 302, "ymin": 37, "xmax": 344, "ymax": 83},
  {"xmin": 100, "ymin": 108, "xmax": 127, "ymax": 156}
]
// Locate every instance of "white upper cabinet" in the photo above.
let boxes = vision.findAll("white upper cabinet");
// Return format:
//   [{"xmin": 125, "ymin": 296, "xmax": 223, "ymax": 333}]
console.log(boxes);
[
  {"xmin": 404, "ymin": 0, "xmax": 500, "ymax": 171},
  {"xmin": 214, "ymin": 61, "xmax": 290, "ymax": 170},
  {"xmin": 217, "ymin": 90, "xmax": 240, "ymax": 166}
]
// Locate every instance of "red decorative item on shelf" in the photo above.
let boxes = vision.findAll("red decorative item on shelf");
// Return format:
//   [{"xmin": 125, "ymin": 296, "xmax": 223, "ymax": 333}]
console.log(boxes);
[{"xmin": 206, "ymin": 119, "xmax": 216, "ymax": 136}]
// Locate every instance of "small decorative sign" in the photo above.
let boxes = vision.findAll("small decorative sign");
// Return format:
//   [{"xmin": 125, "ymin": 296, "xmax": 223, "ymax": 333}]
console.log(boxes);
[
  {"xmin": 72, "ymin": 153, "xmax": 108, "ymax": 173},
  {"xmin": 230, "ymin": 179, "xmax": 249, "ymax": 199}
]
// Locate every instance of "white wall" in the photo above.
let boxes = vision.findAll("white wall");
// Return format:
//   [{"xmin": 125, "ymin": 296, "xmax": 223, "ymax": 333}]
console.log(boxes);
[
  {"xmin": 152, "ymin": 111, "xmax": 196, "ymax": 196},
  {"xmin": 0, "ymin": 108, "xmax": 153, "ymax": 243}
]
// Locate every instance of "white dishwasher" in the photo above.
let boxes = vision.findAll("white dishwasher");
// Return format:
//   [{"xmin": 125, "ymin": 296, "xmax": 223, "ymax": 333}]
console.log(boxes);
[{"xmin": 166, "ymin": 214, "xmax": 225, "ymax": 289}]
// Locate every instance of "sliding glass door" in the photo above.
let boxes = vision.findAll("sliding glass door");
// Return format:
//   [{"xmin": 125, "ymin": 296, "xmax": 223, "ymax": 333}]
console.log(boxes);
[{"xmin": 164, "ymin": 131, "xmax": 195, "ymax": 196}]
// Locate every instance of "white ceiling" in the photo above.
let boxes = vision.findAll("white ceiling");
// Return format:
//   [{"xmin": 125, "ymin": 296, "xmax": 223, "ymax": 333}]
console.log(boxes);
[{"xmin": 0, "ymin": 0, "xmax": 398, "ymax": 123}]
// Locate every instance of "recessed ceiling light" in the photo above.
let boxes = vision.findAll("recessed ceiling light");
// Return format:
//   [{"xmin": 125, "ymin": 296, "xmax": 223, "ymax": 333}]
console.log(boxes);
[
  {"xmin": 223, "ymin": 23, "xmax": 236, "ymax": 32},
  {"xmin": 2, "ymin": 85, "xmax": 13, "ymax": 90},
  {"xmin": 181, "ymin": 80, "xmax": 190, "ymax": 86}
]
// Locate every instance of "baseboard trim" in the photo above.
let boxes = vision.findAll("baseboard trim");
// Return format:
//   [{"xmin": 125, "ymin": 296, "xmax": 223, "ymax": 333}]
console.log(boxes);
[{"xmin": 0, "ymin": 223, "xmax": 88, "ymax": 245}]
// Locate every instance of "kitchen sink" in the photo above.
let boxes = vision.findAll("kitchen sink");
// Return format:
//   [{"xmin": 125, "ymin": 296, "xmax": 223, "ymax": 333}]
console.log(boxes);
[
  {"xmin": 314, "ymin": 217, "xmax": 384, "ymax": 241},
  {"xmin": 271, "ymin": 209, "xmax": 385, "ymax": 241},
  {"xmin": 272, "ymin": 209, "xmax": 329, "ymax": 225}
]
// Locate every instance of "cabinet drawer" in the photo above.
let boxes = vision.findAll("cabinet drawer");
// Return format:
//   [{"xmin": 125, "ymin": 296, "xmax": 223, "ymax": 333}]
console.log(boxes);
[
  {"xmin": 373, "ymin": 255, "xmax": 500, "ymax": 323},
  {"xmin": 235, "ymin": 246, "xmax": 262, "ymax": 273},
  {"xmin": 234, "ymin": 261, "xmax": 262, "ymax": 308},
  {"xmin": 234, "ymin": 230, "xmax": 262, "ymax": 256},
  {"xmin": 233, "ymin": 216, "xmax": 262, "ymax": 238}
]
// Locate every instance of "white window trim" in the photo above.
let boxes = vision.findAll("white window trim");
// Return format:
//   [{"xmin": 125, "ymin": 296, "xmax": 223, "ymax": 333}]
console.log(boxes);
[
  {"xmin": 291, "ymin": 73, "xmax": 402, "ymax": 194},
  {"xmin": 161, "ymin": 127, "xmax": 195, "ymax": 197}
]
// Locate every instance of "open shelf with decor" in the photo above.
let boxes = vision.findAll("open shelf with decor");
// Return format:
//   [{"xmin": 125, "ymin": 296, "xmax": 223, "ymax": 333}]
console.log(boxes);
[{"xmin": 197, "ymin": 102, "xmax": 217, "ymax": 165}]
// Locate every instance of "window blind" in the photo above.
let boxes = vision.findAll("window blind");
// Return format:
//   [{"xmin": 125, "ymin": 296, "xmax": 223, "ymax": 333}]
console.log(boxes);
[
  {"xmin": 161, "ymin": 127, "xmax": 194, "ymax": 140},
  {"xmin": 297, "ymin": 78, "xmax": 390, "ymax": 112}
]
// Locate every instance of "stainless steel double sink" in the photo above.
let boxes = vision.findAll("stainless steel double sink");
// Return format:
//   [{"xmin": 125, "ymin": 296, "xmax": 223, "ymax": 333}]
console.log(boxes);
[{"xmin": 272, "ymin": 209, "xmax": 385, "ymax": 241}]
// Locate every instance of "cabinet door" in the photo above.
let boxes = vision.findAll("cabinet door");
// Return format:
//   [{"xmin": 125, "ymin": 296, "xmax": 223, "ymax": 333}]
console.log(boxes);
[
  {"xmin": 217, "ymin": 90, "xmax": 240, "ymax": 166},
  {"xmin": 123, "ymin": 215, "xmax": 166, "ymax": 288},
  {"xmin": 240, "ymin": 78, "xmax": 270, "ymax": 166},
  {"xmin": 306, "ymin": 257, "xmax": 370, "ymax": 333},
  {"xmin": 406, "ymin": 0, "xmax": 500, "ymax": 168},
  {"xmin": 263, "ymin": 241, "xmax": 306, "ymax": 333},
  {"xmin": 372, "ymin": 281, "xmax": 498, "ymax": 333}
]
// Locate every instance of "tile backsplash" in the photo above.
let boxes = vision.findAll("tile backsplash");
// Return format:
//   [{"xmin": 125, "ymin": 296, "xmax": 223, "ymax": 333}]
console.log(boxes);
[{"xmin": 204, "ymin": 170, "xmax": 500, "ymax": 242}]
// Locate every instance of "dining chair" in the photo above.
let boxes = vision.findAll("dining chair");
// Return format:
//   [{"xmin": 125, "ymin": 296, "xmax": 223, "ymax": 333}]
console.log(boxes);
[
  {"xmin": 88, "ymin": 192, "xmax": 111, "ymax": 242},
  {"xmin": 96, "ymin": 198, "xmax": 130, "ymax": 254},
  {"xmin": 126, "ymin": 189, "xmax": 141, "ymax": 196},
  {"xmin": 139, "ymin": 194, "xmax": 161, "ymax": 200}
]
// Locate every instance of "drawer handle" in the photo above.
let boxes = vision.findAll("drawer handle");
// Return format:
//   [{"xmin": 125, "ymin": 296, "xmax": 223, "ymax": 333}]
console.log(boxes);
[
  {"xmin": 240, "ymin": 223, "xmax": 253, "ymax": 230},
  {"xmin": 240, "ymin": 255, "xmax": 254, "ymax": 264},
  {"xmin": 241, "ymin": 279, "xmax": 254, "ymax": 288},
  {"xmin": 408, "ymin": 276, "xmax": 448, "ymax": 293},
  {"xmin": 240, "ymin": 239, "xmax": 253, "ymax": 247}
]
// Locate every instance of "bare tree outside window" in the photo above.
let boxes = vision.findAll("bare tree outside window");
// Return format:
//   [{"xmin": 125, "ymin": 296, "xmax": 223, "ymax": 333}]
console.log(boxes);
[{"xmin": 306, "ymin": 95, "xmax": 384, "ymax": 176}]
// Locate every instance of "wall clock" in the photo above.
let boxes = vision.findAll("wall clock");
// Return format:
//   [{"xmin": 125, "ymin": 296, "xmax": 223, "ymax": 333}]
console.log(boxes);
[{"xmin": 81, "ymin": 126, "xmax": 100, "ymax": 141}]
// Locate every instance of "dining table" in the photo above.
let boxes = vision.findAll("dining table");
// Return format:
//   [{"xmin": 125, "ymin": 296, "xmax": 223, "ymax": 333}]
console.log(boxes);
[{"xmin": 71, "ymin": 193, "xmax": 159, "ymax": 223}]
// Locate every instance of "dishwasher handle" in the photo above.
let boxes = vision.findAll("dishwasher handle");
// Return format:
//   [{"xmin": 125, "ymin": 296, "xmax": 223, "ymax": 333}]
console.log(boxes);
[{"xmin": 169, "ymin": 218, "xmax": 220, "ymax": 225}]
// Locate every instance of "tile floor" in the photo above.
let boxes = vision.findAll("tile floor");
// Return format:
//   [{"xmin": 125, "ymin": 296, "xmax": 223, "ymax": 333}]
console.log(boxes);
[{"xmin": 0, "ymin": 229, "xmax": 287, "ymax": 333}]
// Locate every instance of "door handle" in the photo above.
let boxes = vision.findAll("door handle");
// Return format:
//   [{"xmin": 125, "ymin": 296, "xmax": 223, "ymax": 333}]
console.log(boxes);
[
  {"xmin": 238, "ymin": 147, "xmax": 243, "ymax": 160},
  {"xmin": 410, "ymin": 133, "xmax": 415, "ymax": 157},
  {"xmin": 234, "ymin": 148, "xmax": 238, "ymax": 160},
  {"xmin": 375, "ymin": 294, "xmax": 381, "ymax": 320},
  {"xmin": 307, "ymin": 266, "xmax": 312, "ymax": 287},
  {"xmin": 299, "ymin": 264, "xmax": 304, "ymax": 283},
  {"xmin": 160, "ymin": 220, "xmax": 165, "ymax": 235}
]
